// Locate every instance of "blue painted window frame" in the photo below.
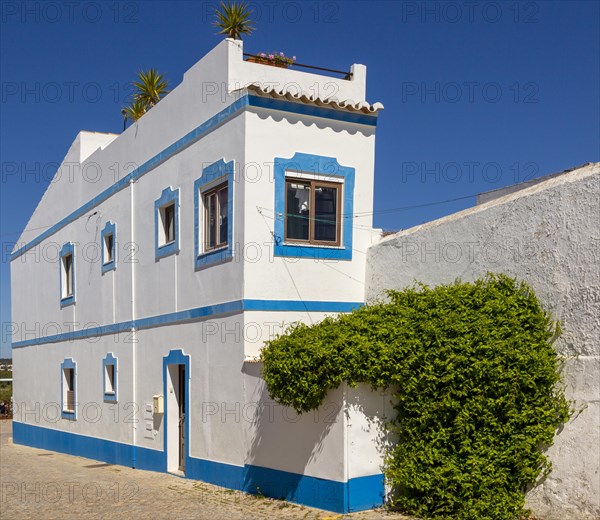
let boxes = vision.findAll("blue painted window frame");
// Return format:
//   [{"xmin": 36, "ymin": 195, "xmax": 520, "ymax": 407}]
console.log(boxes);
[
  {"xmin": 102, "ymin": 353, "xmax": 118, "ymax": 402},
  {"xmin": 274, "ymin": 152, "xmax": 355, "ymax": 260},
  {"xmin": 59, "ymin": 242, "xmax": 76, "ymax": 307},
  {"xmin": 194, "ymin": 159, "xmax": 234, "ymax": 270},
  {"xmin": 155, "ymin": 187, "xmax": 180, "ymax": 260},
  {"xmin": 61, "ymin": 358, "xmax": 77, "ymax": 420},
  {"xmin": 101, "ymin": 221, "xmax": 117, "ymax": 273}
]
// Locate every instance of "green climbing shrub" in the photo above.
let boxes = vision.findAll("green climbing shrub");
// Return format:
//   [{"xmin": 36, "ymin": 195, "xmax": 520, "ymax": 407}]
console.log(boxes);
[{"xmin": 260, "ymin": 274, "xmax": 571, "ymax": 519}]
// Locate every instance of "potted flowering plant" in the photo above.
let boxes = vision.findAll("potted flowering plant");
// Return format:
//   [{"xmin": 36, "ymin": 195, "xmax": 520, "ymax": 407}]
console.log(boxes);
[{"xmin": 247, "ymin": 52, "xmax": 296, "ymax": 68}]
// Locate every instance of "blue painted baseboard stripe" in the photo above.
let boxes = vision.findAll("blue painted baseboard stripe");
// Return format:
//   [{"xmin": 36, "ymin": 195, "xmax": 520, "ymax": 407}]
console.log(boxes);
[
  {"xmin": 12, "ymin": 299, "xmax": 363, "ymax": 349},
  {"xmin": 13, "ymin": 421, "xmax": 384, "ymax": 513},
  {"xmin": 12, "ymin": 421, "xmax": 164, "ymax": 472}
]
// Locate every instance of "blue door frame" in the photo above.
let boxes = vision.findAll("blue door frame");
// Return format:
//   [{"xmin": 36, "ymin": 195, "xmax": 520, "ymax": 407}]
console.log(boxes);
[{"xmin": 162, "ymin": 349, "xmax": 190, "ymax": 473}]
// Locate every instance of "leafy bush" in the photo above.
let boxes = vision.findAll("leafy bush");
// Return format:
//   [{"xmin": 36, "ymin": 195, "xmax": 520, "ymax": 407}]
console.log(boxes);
[{"xmin": 260, "ymin": 274, "xmax": 571, "ymax": 519}]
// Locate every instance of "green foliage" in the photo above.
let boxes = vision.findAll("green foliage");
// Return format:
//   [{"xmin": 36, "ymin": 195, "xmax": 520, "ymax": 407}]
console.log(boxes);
[
  {"xmin": 260, "ymin": 274, "xmax": 571, "ymax": 519},
  {"xmin": 0, "ymin": 369, "xmax": 11, "ymax": 405},
  {"xmin": 122, "ymin": 97, "xmax": 148, "ymax": 123},
  {"xmin": 214, "ymin": 1, "xmax": 254, "ymax": 40},
  {"xmin": 122, "ymin": 68, "xmax": 169, "ymax": 123}
]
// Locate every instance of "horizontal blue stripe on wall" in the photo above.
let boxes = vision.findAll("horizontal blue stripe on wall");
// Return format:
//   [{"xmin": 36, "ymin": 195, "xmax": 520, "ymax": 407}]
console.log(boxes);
[
  {"xmin": 13, "ymin": 421, "xmax": 384, "ymax": 514},
  {"xmin": 248, "ymin": 95, "xmax": 378, "ymax": 127},
  {"xmin": 11, "ymin": 299, "xmax": 363, "ymax": 349}
]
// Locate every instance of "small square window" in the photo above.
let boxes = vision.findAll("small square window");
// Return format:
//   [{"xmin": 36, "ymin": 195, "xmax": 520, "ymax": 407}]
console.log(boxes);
[{"xmin": 203, "ymin": 183, "xmax": 228, "ymax": 252}]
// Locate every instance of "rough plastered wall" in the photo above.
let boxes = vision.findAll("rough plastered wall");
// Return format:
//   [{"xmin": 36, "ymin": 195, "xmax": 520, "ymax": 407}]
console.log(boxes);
[{"xmin": 365, "ymin": 163, "xmax": 600, "ymax": 519}]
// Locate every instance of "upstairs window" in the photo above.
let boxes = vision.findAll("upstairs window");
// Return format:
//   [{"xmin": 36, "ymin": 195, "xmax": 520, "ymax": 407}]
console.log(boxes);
[
  {"xmin": 104, "ymin": 233, "xmax": 114, "ymax": 262},
  {"xmin": 161, "ymin": 203, "xmax": 175, "ymax": 244},
  {"xmin": 193, "ymin": 159, "xmax": 234, "ymax": 270},
  {"xmin": 285, "ymin": 178, "xmax": 341, "ymax": 246},
  {"xmin": 63, "ymin": 254, "xmax": 73, "ymax": 296},
  {"xmin": 273, "ymin": 153, "xmax": 355, "ymax": 260},
  {"xmin": 204, "ymin": 183, "xmax": 228, "ymax": 251},
  {"xmin": 101, "ymin": 221, "xmax": 117, "ymax": 273},
  {"xmin": 155, "ymin": 187, "xmax": 180, "ymax": 260},
  {"xmin": 60, "ymin": 242, "xmax": 76, "ymax": 306}
]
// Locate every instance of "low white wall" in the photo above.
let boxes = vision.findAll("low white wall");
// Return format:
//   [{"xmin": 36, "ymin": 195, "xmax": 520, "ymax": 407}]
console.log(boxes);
[
  {"xmin": 242, "ymin": 363, "xmax": 346, "ymax": 481},
  {"xmin": 346, "ymin": 384, "xmax": 395, "ymax": 480},
  {"xmin": 365, "ymin": 163, "xmax": 600, "ymax": 519}
]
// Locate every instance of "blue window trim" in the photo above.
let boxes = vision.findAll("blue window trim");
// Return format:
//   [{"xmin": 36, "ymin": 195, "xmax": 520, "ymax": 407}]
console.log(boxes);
[
  {"xmin": 61, "ymin": 358, "xmax": 77, "ymax": 420},
  {"xmin": 273, "ymin": 152, "xmax": 355, "ymax": 260},
  {"xmin": 59, "ymin": 242, "xmax": 76, "ymax": 307},
  {"xmin": 155, "ymin": 187, "xmax": 180, "ymax": 260},
  {"xmin": 100, "ymin": 221, "xmax": 117, "ymax": 274},
  {"xmin": 102, "ymin": 353, "xmax": 118, "ymax": 402},
  {"xmin": 163, "ymin": 349, "xmax": 190, "ymax": 473},
  {"xmin": 194, "ymin": 159, "xmax": 234, "ymax": 270}
]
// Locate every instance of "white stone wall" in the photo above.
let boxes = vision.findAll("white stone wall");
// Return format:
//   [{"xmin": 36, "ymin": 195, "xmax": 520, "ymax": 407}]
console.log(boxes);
[{"xmin": 365, "ymin": 163, "xmax": 600, "ymax": 519}]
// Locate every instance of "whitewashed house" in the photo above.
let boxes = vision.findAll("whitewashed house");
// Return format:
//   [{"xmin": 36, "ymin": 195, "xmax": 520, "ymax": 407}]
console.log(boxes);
[{"xmin": 10, "ymin": 40, "xmax": 387, "ymax": 513}]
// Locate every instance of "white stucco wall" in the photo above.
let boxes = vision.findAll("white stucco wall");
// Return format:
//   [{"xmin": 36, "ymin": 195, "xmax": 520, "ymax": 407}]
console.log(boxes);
[
  {"xmin": 242, "ymin": 111, "xmax": 376, "ymax": 307},
  {"xmin": 365, "ymin": 163, "xmax": 600, "ymax": 519},
  {"xmin": 12, "ymin": 332, "xmax": 136, "ymax": 444}
]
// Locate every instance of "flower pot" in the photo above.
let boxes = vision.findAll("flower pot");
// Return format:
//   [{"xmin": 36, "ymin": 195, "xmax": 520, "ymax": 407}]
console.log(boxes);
[{"xmin": 246, "ymin": 56, "xmax": 289, "ymax": 68}]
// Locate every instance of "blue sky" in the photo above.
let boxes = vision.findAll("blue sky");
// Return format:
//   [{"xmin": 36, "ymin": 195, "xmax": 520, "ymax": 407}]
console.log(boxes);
[{"xmin": 1, "ymin": 0, "xmax": 599, "ymax": 357}]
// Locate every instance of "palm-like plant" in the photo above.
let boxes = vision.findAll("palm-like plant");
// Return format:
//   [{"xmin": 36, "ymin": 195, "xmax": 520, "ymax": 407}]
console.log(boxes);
[
  {"xmin": 214, "ymin": 1, "xmax": 254, "ymax": 40},
  {"xmin": 122, "ymin": 98, "xmax": 148, "ymax": 123},
  {"xmin": 122, "ymin": 68, "xmax": 169, "ymax": 125},
  {"xmin": 132, "ymin": 68, "xmax": 169, "ymax": 108}
]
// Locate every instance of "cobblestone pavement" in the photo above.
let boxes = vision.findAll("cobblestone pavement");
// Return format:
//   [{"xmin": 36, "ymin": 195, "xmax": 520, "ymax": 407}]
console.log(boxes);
[{"xmin": 0, "ymin": 422, "xmax": 412, "ymax": 520}]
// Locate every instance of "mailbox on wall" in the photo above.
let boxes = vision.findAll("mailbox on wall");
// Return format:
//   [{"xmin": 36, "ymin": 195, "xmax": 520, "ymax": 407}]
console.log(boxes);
[{"xmin": 152, "ymin": 394, "xmax": 164, "ymax": 414}]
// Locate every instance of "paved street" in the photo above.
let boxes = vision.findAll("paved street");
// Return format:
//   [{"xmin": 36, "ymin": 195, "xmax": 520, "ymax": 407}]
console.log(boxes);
[{"xmin": 0, "ymin": 421, "xmax": 410, "ymax": 520}]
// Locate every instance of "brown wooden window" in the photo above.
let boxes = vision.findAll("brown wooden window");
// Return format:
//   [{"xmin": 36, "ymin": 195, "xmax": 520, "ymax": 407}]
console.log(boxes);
[
  {"xmin": 285, "ymin": 178, "xmax": 341, "ymax": 246},
  {"xmin": 204, "ymin": 183, "xmax": 228, "ymax": 251}
]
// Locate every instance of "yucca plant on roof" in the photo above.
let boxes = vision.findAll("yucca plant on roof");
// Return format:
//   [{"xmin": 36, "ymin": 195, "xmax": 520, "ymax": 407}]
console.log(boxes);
[
  {"xmin": 132, "ymin": 68, "xmax": 170, "ymax": 108},
  {"xmin": 122, "ymin": 68, "xmax": 169, "ymax": 125},
  {"xmin": 122, "ymin": 97, "xmax": 148, "ymax": 123},
  {"xmin": 214, "ymin": 1, "xmax": 254, "ymax": 40}
]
